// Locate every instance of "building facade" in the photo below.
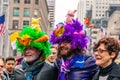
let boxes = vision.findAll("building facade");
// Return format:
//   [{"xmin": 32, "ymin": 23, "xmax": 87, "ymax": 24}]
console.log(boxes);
[
  {"xmin": 77, "ymin": 0, "xmax": 120, "ymax": 55},
  {"xmin": 0, "ymin": 0, "xmax": 50, "ymax": 57},
  {"xmin": 46, "ymin": 0, "xmax": 55, "ymax": 35},
  {"xmin": 92, "ymin": 0, "xmax": 120, "ymax": 19},
  {"xmin": 9, "ymin": 0, "xmax": 49, "ymax": 33},
  {"xmin": 77, "ymin": 0, "xmax": 93, "ymax": 24}
]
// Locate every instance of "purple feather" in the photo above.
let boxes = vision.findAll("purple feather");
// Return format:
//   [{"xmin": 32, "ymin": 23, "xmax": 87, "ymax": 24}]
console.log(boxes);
[{"xmin": 50, "ymin": 18, "xmax": 90, "ymax": 49}]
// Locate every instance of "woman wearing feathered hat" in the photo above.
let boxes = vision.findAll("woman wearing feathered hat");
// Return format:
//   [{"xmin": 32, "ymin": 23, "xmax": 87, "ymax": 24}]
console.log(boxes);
[{"xmin": 50, "ymin": 10, "xmax": 98, "ymax": 80}]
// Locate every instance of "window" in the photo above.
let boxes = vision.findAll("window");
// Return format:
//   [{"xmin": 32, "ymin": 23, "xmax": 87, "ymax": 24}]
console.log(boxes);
[
  {"xmin": 24, "ymin": 8, "xmax": 30, "ymax": 17},
  {"xmin": 34, "ymin": 9, "xmax": 38, "ymax": 17},
  {"xmin": 23, "ymin": 20, "xmax": 29, "ymax": 26},
  {"xmin": 93, "ymin": 31, "xmax": 97, "ymax": 34},
  {"xmin": 35, "ymin": 0, "xmax": 39, "ymax": 4},
  {"xmin": 13, "ymin": 8, "xmax": 20, "ymax": 16},
  {"xmin": 13, "ymin": 20, "xmax": 19, "ymax": 29},
  {"xmin": 102, "ymin": 14, "xmax": 104, "ymax": 17},
  {"xmin": 102, "ymin": 21, "xmax": 108, "ymax": 27},
  {"xmin": 14, "ymin": 0, "xmax": 20, "ymax": 3},
  {"xmin": 24, "ymin": 0, "xmax": 30, "ymax": 4}
]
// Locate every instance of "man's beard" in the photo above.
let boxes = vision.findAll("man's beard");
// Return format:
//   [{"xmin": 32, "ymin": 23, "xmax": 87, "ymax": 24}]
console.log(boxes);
[
  {"xmin": 24, "ymin": 56, "xmax": 39, "ymax": 65},
  {"xmin": 58, "ymin": 46, "xmax": 73, "ymax": 58},
  {"xmin": 24, "ymin": 52, "xmax": 43, "ymax": 65},
  {"xmin": 61, "ymin": 51, "xmax": 72, "ymax": 58},
  {"xmin": 58, "ymin": 46, "xmax": 83, "ymax": 58}
]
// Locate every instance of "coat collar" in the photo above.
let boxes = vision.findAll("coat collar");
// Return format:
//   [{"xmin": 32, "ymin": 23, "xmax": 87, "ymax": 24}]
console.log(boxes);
[{"xmin": 109, "ymin": 63, "xmax": 120, "ymax": 77}]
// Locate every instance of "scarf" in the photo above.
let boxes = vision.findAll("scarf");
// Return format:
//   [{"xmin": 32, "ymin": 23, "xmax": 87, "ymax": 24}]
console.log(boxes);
[
  {"xmin": 58, "ymin": 54, "xmax": 85, "ymax": 80},
  {"xmin": 22, "ymin": 60, "xmax": 44, "ymax": 80}
]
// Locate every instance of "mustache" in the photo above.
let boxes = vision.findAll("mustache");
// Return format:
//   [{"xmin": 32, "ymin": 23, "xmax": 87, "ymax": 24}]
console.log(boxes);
[
  {"xmin": 59, "ymin": 46, "xmax": 68, "ymax": 50},
  {"xmin": 23, "ymin": 52, "xmax": 33, "ymax": 56}
]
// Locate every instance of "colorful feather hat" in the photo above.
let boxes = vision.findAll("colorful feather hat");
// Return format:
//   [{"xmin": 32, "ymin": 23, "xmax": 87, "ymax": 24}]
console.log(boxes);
[
  {"xmin": 50, "ymin": 10, "xmax": 90, "ymax": 49},
  {"xmin": 16, "ymin": 18, "xmax": 51, "ymax": 57}
]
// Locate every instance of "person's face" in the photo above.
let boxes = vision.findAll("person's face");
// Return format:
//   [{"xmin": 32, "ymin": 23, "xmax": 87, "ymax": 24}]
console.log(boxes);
[
  {"xmin": 23, "ymin": 47, "xmax": 40, "ymax": 63},
  {"xmin": 94, "ymin": 43, "xmax": 115, "ymax": 68},
  {"xmin": 47, "ymin": 48, "xmax": 58, "ymax": 63},
  {"xmin": 5, "ymin": 60, "xmax": 15, "ymax": 73},
  {"xmin": 0, "ymin": 59, "xmax": 4, "ymax": 75},
  {"xmin": 59, "ymin": 41, "xmax": 71, "ymax": 56}
]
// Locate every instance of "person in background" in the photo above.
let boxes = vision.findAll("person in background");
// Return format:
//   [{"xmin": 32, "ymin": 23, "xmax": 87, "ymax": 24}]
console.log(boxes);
[
  {"xmin": 50, "ymin": 10, "xmax": 98, "ymax": 80},
  {"xmin": 3, "ymin": 57, "xmax": 15, "ymax": 80},
  {"xmin": 46, "ymin": 45, "xmax": 58, "ymax": 66},
  {"xmin": 92, "ymin": 37, "xmax": 120, "ymax": 80},
  {"xmin": 0, "ymin": 56, "xmax": 7, "ymax": 80},
  {"xmin": 14, "ymin": 18, "xmax": 58, "ymax": 80}
]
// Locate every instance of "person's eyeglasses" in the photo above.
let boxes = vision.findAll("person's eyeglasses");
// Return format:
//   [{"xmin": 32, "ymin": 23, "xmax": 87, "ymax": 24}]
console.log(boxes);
[{"xmin": 94, "ymin": 49, "xmax": 108, "ymax": 54}]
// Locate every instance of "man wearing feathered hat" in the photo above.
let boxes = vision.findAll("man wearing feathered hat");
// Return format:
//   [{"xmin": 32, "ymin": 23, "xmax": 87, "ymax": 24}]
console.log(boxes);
[
  {"xmin": 50, "ymin": 10, "xmax": 98, "ymax": 80},
  {"xmin": 14, "ymin": 18, "xmax": 58, "ymax": 80}
]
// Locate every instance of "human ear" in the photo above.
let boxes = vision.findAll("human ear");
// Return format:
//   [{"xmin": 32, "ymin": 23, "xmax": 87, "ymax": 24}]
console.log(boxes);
[{"xmin": 110, "ymin": 52, "xmax": 116, "ymax": 59}]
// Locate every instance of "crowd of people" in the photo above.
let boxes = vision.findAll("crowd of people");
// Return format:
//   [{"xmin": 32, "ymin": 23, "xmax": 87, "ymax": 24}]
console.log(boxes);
[{"xmin": 0, "ymin": 10, "xmax": 120, "ymax": 80}]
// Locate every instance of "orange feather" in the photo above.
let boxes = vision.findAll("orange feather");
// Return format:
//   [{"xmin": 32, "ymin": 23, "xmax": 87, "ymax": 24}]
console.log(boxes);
[
  {"xmin": 17, "ymin": 37, "xmax": 31, "ymax": 46},
  {"xmin": 84, "ymin": 18, "xmax": 94, "ymax": 28},
  {"xmin": 54, "ymin": 26, "xmax": 64, "ymax": 37},
  {"xmin": 34, "ymin": 35, "xmax": 49, "ymax": 42}
]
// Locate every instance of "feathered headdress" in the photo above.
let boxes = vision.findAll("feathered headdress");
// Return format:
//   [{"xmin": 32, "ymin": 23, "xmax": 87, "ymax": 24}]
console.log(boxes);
[
  {"xmin": 16, "ymin": 18, "xmax": 51, "ymax": 57},
  {"xmin": 50, "ymin": 10, "xmax": 90, "ymax": 49}
]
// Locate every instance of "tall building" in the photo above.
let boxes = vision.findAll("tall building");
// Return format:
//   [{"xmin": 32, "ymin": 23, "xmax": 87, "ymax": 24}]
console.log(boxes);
[
  {"xmin": 108, "ymin": 4, "xmax": 120, "ymax": 17},
  {"xmin": 77, "ymin": 0, "xmax": 93, "ymax": 24},
  {"xmin": 9, "ymin": 0, "xmax": 49, "ymax": 33},
  {"xmin": 77, "ymin": 0, "xmax": 120, "ymax": 23},
  {"xmin": 0, "ymin": 0, "xmax": 50, "ymax": 57},
  {"xmin": 46, "ymin": 0, "xmax": 55, "ymax": 35},
  {"xmin": 77, "ymin": 0, "xmax": 120, "ymax": 54},
  {"xmin": 91, "ymin": 0, "xmax": 120, "ymax": 46},
  {"xmin": 92, "ymin": 0, "xmax": 120, "ymax": 19}
]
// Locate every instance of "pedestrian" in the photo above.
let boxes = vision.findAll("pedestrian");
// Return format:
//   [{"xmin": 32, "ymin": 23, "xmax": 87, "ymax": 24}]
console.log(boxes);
[
  {"xmin": 92, "ymin": 37, "xmax": 120, "ymax": 80},
  {"xmin": 46, "ymin": 45, "xmax": 58, "ymax": 66},
  {"xmin": 0, "ymin": 56, "xmax": 7, "ymax": 80},
  {"xmin": 50, "ymin": 10, "xmax": 98, "ymax": 80},
  {"xmin": 14, "ymin": 18, "xmax": 58, "ymax": 80},
  {"xmin": 3, "ymin": 57, "xmax": 16, "ymax": 80}
]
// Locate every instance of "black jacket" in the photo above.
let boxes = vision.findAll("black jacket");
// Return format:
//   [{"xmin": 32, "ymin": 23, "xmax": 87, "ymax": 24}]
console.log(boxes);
[
  {"xmin": 1, "ymin": 74, "xmax": 7, "ymax": 80},
  {"xmin": 57, "ymin": 55, "xmax": 98, "ymax": 80},
  {"xmin": 3, "ymin": 69, "xmax": 15, "ymax": 80},
  {"xmin": 14, "ymin": 62, "xmax": 58, "ymax": 80},
  {"xmin": 92, "ymin": 62, "xmax": 120, "ymax": 80}
]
